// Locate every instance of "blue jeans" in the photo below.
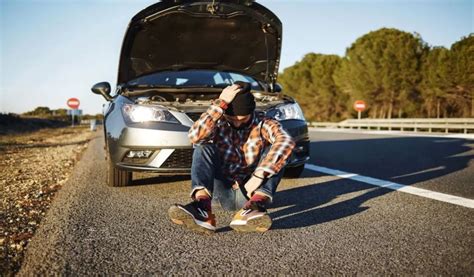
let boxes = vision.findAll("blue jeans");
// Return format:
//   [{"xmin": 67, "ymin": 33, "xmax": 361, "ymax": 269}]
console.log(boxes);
[{"xmin": 190, "ymin": 143, "xmax": 285, "ymax": 211}]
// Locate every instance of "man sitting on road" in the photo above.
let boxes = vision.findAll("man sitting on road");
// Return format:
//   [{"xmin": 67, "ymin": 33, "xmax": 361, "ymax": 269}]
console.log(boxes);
[{"xmin": 168, "ymin": 81, "xmax": 295, "ymax": 233}]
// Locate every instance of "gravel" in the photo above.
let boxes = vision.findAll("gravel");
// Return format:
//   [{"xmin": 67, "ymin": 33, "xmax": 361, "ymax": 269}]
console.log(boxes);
[{"xmin": 0, "ymin": 125, "xmax": 96, "ymax": 275}]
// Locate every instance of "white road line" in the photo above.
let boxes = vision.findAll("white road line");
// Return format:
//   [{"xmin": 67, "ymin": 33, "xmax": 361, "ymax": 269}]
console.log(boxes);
[{"xmin": 304, "ymin": 163, "xmax": 474, "ymax": 209}]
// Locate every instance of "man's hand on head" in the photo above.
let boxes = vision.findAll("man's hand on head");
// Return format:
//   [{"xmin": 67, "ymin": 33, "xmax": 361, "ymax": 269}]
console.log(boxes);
[{"xmin": 219, "ymin": 84, "xmax": 242, "ymax": 104}]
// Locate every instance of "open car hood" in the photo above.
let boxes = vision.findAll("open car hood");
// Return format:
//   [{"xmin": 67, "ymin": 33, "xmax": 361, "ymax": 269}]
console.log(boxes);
[{"xmin": 117, "ymin": 0, "xmax": 282, "ymax": 85}]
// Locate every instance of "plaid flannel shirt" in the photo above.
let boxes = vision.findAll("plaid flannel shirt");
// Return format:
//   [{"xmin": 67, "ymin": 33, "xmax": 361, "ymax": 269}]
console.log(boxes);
[{"xmin": 188, "ymin": 103, "xmax": 295, "ymax": 184}]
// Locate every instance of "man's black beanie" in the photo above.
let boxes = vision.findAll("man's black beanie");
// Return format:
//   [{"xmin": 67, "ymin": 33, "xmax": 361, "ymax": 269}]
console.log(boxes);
[{"xmin": 225, "ymin": 81, "xmax": 256, "ymax": 116}]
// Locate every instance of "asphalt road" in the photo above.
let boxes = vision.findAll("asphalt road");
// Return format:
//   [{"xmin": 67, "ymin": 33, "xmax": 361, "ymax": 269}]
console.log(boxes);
[{"xmin": 19, "ymin": 130, "xmax": 474, "ymax": 275}]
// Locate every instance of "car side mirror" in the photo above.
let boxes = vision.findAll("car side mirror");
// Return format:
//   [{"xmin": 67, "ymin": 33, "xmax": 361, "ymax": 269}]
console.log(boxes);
[
  {"xmin": 271, "ymin": 83, "xmax": 283, "ymax": 93},
  {"xmin": 91, "ymin": 82, "xmax": 113, "ymax": 101}
]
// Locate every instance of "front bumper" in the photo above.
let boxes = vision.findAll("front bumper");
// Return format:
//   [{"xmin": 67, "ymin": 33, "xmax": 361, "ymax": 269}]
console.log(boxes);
[
  {"xmin": 109, "ymin": 118, "xmax": 310, "ymax": 173},
  {"xmin": 281, "ymin": 119, "xmax": 310, "ymax": 167}
]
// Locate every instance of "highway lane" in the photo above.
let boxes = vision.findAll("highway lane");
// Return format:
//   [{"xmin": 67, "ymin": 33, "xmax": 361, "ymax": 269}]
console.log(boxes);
[
  {"xmin": 19, "ymin": 131, "xmax": 473, "ymax": 275},
  {"xmin": 307, "ymin": 130, "xmax": 474, "ymax": 199}
]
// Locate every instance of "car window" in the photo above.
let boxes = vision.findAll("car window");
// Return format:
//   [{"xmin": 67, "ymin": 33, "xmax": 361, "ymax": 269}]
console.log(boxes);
[
  {"xmin": 127, "ymin": 70, "xmax": 262, "ymax": 90},
  {"xmin": 228, "ymin": 73, "xmax": 261, "ymax": 90},
  {"xmin": 213, "ymin": 73, "xmax": 228, "ymax": 85},
  {"xmin": 176, "ymin": 78, "xmax": 188, "ymax": 85}
]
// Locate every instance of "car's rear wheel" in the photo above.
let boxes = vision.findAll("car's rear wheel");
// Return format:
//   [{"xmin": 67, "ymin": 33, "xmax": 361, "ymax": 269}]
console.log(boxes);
[
  {"xmin": 284, "ymin": 164, "xmax": 305, "ymax": 178},
  {"xmin": 106, "ymin": 146, "xmax": 132, "ymax": 187}
]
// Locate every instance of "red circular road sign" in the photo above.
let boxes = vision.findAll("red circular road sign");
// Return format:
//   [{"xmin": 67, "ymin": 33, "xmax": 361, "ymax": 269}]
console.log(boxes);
[
  {"xmin": 67, "ymin": 98, "xmax": 80, "ymax": 109},
  {"xmin": 353, "ymin": 100, "xmax": 366, "ymax": 112}
]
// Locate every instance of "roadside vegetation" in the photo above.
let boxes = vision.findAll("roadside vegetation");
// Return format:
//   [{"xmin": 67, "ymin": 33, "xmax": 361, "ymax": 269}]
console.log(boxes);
[
  {"xmin": 279, "ymin": 28, "xmax": 473, "ymax": 122},
  {"xmin": 0, "ymin": 124, "xmax": 96, "ymax": 275},
  {"xmin": 1, "ymin": 110, "xmax": 102, "ymax": 274},
  {"xmin": 22, "ymin": 107, "xmax": 103, "ymax": 123},
  {"xmin": 0, "ymin": 109, "xmax": 103, "ymax": 135}
]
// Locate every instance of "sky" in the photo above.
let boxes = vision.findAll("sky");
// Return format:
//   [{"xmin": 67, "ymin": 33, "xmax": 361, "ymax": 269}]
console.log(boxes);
[{"xmin": 1, "ymin": 0, "xmax": 472, "ymax": 115}]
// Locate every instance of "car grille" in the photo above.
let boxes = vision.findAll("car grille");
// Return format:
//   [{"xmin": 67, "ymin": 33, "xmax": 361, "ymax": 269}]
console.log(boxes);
[
  {"xmin": 122, "ymin": 157, "xmax": 150, "ymax": 164},
  {"xmin": 160, "ymin": 148, "xmax": 194, "ymax": 168},
  {"xmin": 186, "ymin": 112, "xmax": 202, "ymax": 122}
]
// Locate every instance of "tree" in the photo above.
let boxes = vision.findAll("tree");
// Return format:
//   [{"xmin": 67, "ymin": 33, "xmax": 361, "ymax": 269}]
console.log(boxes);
[
  {"xmin": 24, "ymin": 106, "xmax": 52, "ymax": 116},
  {"xmin": 419, "ymin": 47, "xmax": 452, "ymax": 118},
  {"xmin": 334, "ymin": 28, "xmax": 428, "ymax": 118},
  {"xmin": 279, "ymin": 54, "xmax": 317, "ymax": 120},
  {"xmin": 278, "ymin": 29, "xmax": 471, "ymax": 120},
  {"xmin": 54, "ymin": 108, "xmax": 68, "ymax": 117},
  {"xmin": 449, "ymin": 34, "xmax": 474, "ymax": 117},
  {"xmin": 279, "ymin": 53, "xmax": 347, "ymax": 121}
]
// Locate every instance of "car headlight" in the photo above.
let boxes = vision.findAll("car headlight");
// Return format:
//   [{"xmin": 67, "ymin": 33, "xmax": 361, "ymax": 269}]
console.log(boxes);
[
  {"xmin": 122, "ymin": 104, "xmax": 179, "ymax": 124},
  {"xmin": 266, "ymin": 103, "xmax": 305, "ymax": 120}
]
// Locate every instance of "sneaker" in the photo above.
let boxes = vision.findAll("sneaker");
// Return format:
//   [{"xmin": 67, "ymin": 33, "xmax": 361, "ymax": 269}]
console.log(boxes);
[
  {"xmin": 168, "ymin": 201, "xmax": 216, "ymax": 234},
  {"xmin": 229, "ymin": 201, "xmax": 272, "ymax": 232}
]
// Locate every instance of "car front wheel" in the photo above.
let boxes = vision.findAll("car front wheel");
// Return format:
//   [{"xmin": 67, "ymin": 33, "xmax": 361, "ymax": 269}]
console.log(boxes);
[
  {"xmin": 106, "ymin": 147, "xmax": 132, "ymax": 187},
  {"xmin": 284, "ymin": 164, "xmax": 305, "ymax": 178}
]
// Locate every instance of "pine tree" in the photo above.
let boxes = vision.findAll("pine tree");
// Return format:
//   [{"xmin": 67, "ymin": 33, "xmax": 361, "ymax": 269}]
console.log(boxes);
[
  {"xmin": 333, "ymin": 28, "xmax": 427, "ymax": 118},
  {"xmin": 420, "ymin": 47, "xmax": 452, "ymax": 118},
  {"xmin": 450, "ymin": 34, "xmax": 474, "ymax": 117},
  {"xmin": 279, "ymin": 53, "xmax": 346, "ymax": 121},
  {"xmin": 278, "ymin": 29, "xmax": 472, "ymax": 120}
]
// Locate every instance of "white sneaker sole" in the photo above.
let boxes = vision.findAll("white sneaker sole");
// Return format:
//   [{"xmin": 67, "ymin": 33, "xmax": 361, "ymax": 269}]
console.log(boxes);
[
  {"xmin": 230, "ymin": 213, "xmax": 272, "ymax": 233},
  {"xmin": 168, "ymin": 205, "xmax": 216, "ymax": 234}
]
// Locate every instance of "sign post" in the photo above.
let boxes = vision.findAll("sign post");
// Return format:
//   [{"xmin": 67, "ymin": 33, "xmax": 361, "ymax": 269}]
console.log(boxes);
[
  {"xmin": 353, "ymin": 100, "xmax": 367, "ymax": 120},
  {"xmin": 67, "ymin": 98, "xmax": 80, "ymax": 127}
]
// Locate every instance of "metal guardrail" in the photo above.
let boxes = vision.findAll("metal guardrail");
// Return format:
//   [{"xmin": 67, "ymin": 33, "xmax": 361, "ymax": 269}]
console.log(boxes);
[
  {"xmin": 79, "ymin": 119, "xmax": 103, "ymax": 125},
  {"xmin": 310, "ymin": 118, "xmax": 474, "ymax": 134}
]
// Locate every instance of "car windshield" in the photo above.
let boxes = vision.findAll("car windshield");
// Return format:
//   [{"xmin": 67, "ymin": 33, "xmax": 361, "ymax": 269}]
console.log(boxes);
[{"xmin": 126, "ymin": 70, "xmax": 261, "ymax": 90}]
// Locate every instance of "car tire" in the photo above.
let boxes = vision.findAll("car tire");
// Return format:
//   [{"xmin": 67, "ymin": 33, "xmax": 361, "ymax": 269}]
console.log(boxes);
[
  {"xmin": 106, "ymin": 147, "xmax": 132, "ymax": 187},
  {"xmin": 284, "ymin": 164, "xmax": 305, "ymax": 178}
]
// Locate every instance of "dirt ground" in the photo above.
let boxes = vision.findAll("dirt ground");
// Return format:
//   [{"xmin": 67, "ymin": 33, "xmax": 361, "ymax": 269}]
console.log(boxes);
[{"xmin": 0, "ymin": 125, "xmax": 97, "ymax": 275}]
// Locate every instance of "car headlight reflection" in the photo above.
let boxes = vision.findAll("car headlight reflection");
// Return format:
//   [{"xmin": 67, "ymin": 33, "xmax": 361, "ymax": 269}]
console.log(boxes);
[
  {"xmin": 266, "ymin": 103, "xmax": 305, "ymax": 120},
  {"xmin": 122, "ymin": 104, "xmax": 179, "ymax": 123}
]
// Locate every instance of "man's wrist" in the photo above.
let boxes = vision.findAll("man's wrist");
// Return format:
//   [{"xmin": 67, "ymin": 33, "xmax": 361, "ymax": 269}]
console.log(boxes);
[
  {"xmin": 253, "ymin": 170, "xmax": 268, "ymax": 179},
  {"xmin": 252, "ymin": 173, "xmax": 264, "ymax": 180},
  {"xmin": 214, "ymin": 98, "xmax": 228, "ymax": 110}
]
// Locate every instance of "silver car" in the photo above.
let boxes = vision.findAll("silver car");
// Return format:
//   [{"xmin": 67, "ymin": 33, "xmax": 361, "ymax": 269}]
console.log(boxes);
[{"xmin": 91, "ymin": 0, "xmax": 310, "ymax": 187}]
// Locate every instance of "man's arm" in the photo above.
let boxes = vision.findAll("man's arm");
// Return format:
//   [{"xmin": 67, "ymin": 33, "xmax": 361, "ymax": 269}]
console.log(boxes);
[
  {"xmin": 187, "ymin": 105, "xmax": 223, "ymax": 144},
  {"xmin": 188, "ymin": 84, "xmax": 242, "ymax": 144},
  {"xmin": 255, "ymin": 119, "xmax": 296, "ymax": 177}
]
